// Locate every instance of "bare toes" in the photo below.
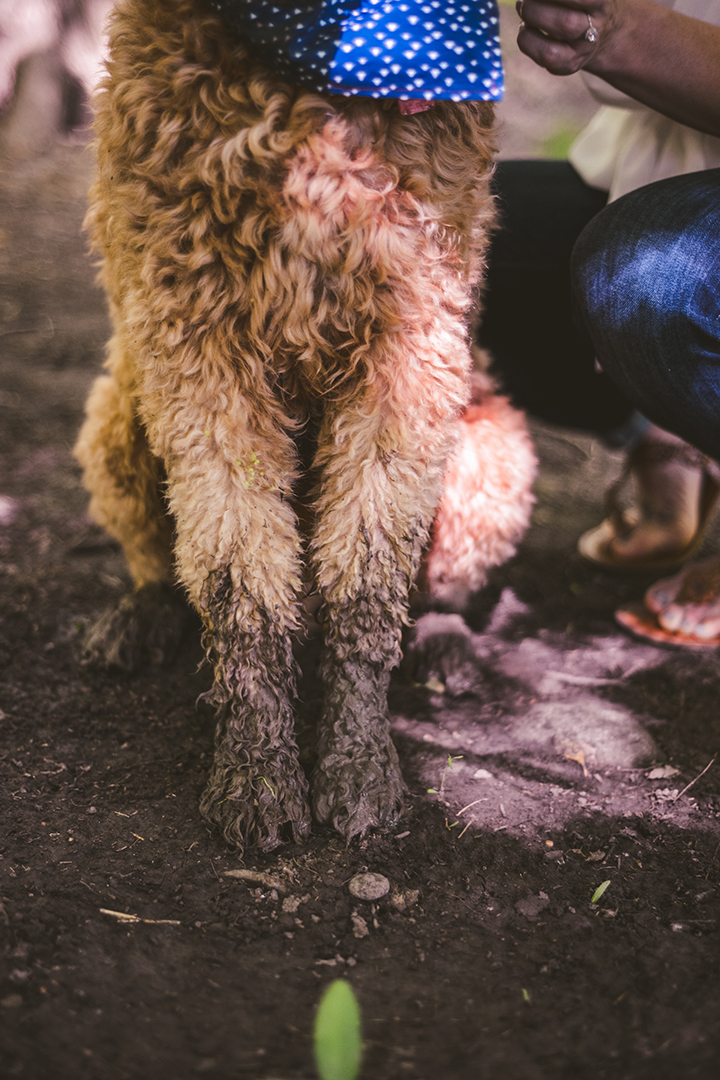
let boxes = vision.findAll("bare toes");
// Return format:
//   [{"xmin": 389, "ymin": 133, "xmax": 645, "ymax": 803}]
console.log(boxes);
[
  {"xmin": 658, "ymin": 603, "xmax": 720, "ymax": 640},
  {"xmin": 645, "ymin": 573, "xmax": 683, "ymax": 614}
]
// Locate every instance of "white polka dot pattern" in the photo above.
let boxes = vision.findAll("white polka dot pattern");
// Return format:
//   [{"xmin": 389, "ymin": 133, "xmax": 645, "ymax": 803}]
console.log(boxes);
[{"xmin": 210, "ymin": 0, "xmax": 504, "ymax": 101}]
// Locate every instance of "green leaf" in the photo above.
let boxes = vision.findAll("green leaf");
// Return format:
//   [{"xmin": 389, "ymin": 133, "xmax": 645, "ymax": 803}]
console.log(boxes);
[
  {"xmin": 540, "ymin": 124, "xmax": 583, "ymax": 161},
  {"xmin": 314, "ymin": 979, "xmax": 362, "ymax": 1080},
  {"xmin": 591, "ymin": 880, "xmax": 611, "ymax": 904}
]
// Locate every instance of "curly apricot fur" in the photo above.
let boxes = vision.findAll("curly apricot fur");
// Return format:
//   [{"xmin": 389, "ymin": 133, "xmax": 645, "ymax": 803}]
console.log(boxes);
[{"xmin": 75, "ymin": 0, "xmax": 535, "ymax": 850}]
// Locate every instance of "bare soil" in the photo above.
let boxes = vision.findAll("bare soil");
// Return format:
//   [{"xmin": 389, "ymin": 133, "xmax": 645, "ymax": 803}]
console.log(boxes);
[{"xmin": 1, "ymin": 17, "xmax": 720, "ymax": 1080}]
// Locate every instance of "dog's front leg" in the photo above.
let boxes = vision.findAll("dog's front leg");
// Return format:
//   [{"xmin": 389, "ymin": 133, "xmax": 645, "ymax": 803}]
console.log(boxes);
[
  {"xmin": 312, "ymin": 548, "xmax": 409, "ymax": 840},
  {"xmin": 150, "ymin": 401, "xmax": 311, "ymax": 852},
  {"xmin": 196, "ymin": 561, "xmax": 311, "ymax": 852},
  {"xmin": 310, "ymin": 367, "xmax": 466, "ymax": 839}
]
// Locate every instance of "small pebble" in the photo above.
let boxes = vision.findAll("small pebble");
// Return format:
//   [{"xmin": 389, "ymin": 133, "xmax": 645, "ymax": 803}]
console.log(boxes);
[
  {"xmin": 351, "ymin": 912, "xmax": 370, "ymax": 938},
  {"xmin": 348, "ymin": 872, "xmax": 390, "ymax": 901}
]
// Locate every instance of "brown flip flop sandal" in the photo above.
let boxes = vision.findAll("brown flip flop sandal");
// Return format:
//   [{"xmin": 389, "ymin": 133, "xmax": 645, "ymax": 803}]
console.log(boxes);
[
  {"xmin": 578, "ymin": 443, "xmax": 720, "ymax": 573},
  {"xmin": 615, "ymin": 601, "xmax": 720, "ymax": 649}
]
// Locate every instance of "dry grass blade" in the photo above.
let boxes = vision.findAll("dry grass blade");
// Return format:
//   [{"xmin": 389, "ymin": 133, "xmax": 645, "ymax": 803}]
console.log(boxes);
[{"xmin": 100, "ymin": 908, "xmax": 181, "ymax": 926}]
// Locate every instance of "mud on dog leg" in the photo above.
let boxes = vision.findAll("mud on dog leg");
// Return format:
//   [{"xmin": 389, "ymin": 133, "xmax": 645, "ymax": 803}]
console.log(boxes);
[
  {"xmin": 197, "ymin": 567, "xmax": 311, "ymax": 851},
  {"xmin": 162, "ymin": 425, "xmax": 311, "ymax": 852},
  {"xmin": 310, "ymin": 404, "xmax": 456, "ymax": 839},
  {"xmin": 312, "ymin": 577, "xmax": 408, "ymax": 840}
]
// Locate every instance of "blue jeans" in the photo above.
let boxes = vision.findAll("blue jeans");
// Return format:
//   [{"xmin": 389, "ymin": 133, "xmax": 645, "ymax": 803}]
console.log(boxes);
[{"xmin": 571, "ymin": 169, "xmax": 720, "ymax": 461}]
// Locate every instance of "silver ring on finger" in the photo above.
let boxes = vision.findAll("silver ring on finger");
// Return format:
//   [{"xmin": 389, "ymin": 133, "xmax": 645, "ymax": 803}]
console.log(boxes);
[{"xmin": 585, "ymin": 15, "xmax": 599, "ymax": 43}]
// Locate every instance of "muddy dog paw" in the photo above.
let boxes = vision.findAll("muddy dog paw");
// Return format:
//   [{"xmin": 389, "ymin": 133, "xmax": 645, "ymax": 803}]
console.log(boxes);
[
  {"xmin": 312, "ymin": 669, "xmax": 406, "ymax": 838},
  {"xmin": 313, "ymin": 744, "xmax": 405, "ymax": 839},
  {"xmin": 82, "ymin": 582, "xmax": 193, "ymax": 671},
  {"xmin": 402, "ymin": 612, "xmax": 485, "ymax": 697},
  {"xmin": 200, "ymin": 742, "xmax": 312, "ymax": 852}
]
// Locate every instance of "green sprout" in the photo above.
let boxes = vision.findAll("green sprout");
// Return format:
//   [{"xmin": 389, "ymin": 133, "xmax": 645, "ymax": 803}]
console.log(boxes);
[
  {"xmin": 314, "ymin": 979, "xmax": 362, "ymax": 1080},
  {"xmin": 591, "ymin": 880, "xmax": 611, "ymax": 904},
  {"xmin": 427, "ymin": 754, "xmax": 463, "ymax": 798},
  {"xmin": 274, "ymin": 979, "xmax": 362, "ymax": 1080}
]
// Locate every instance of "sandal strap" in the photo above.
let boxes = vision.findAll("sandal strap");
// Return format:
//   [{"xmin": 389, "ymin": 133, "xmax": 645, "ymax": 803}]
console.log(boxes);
[
  {"xmin": 628, "ymin": 441, "xmax": 712, "ymax": 471},
  {"xmin": 604, "ymin": 441, "xmax": 718, "ymax": 535}
]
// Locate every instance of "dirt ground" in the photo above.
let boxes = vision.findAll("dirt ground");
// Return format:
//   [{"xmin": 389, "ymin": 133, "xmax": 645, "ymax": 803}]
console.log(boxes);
[{"xmin": 2, "ymin": 12, "xmax": 720, "ymax": 1080}]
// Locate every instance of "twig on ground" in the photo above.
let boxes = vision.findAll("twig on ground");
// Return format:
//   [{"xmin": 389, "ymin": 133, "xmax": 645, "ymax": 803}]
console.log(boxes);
[
  {"xmin": 100, "ymin": 908, "xmax": 180, "ymax": 926},
  {"xmin": 672, "ymin": 754, "xmax": 717, "ymax": 802},
  {"xmin": 547, "ymin": 671, "xmax": 619, "ymax": 686},
  {"xmin": 223, "ymin": 868, "xmax": 286, "ymax": 891}
]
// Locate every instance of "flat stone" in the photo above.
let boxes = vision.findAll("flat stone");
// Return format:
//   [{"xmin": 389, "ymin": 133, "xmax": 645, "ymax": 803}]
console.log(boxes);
[{"xmin": 348, "ymin": 873, "xmax": 390, "ymax": 901}]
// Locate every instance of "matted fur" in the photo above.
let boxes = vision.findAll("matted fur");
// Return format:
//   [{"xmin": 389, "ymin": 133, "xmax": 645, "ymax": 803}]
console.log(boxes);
[
  {"xmin": 423, "ymin": 369, "xmax": 537, "ymax": 606},
  {"xmin": 75, "ymin": 0, "xmax": 535, "ymax": 850}
]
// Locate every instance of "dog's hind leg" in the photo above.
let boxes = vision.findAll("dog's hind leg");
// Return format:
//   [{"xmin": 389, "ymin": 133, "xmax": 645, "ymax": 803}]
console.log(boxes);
[
  {"xmin": 74, "ymin": 338, "xmax": 189, "ymax": 669},
  {"xmin": 421, "ymin": 386, "xmax": 537, "ymax": 611}
]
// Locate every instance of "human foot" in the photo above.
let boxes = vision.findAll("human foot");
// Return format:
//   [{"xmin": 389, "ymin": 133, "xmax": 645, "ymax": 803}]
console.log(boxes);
[
  {"xmin": 578, "ymin": 426, "xmax": 717, "ymax": 571},
  {"xmin": 646, "ymin": 556, "xmax": 720, "ymax": 639},
  {"xmin": 616, "ymin": 555, "xmax": 720, "ymax": 647}
]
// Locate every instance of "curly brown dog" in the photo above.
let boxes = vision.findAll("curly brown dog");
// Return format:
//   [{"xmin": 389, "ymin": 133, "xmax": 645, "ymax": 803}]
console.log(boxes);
[{"xmin": 75, "ymin": 0, "xmax": 535, "ymax": 851}]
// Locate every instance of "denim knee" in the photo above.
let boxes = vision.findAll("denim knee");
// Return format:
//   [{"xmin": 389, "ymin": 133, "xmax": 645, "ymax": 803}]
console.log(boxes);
[{"xmin": 571, "ymin": 170, "xmax": 720, "ymax": 460}]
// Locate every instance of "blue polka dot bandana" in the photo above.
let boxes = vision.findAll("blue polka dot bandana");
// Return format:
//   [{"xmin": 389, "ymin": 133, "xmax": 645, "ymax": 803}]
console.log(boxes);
[{"xmin": 209, "ymin": 1, "xmax": 504, "ymax": 102}]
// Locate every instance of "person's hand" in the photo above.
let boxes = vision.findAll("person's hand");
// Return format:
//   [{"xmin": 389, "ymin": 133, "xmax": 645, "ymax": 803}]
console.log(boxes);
[
  {"xmin": 515, "ymin": 0, "xmax": 720, "ymax": 136},
  {"xmin": 516, "ymin": 0, "xmax": 620, "ymax": 75}
]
